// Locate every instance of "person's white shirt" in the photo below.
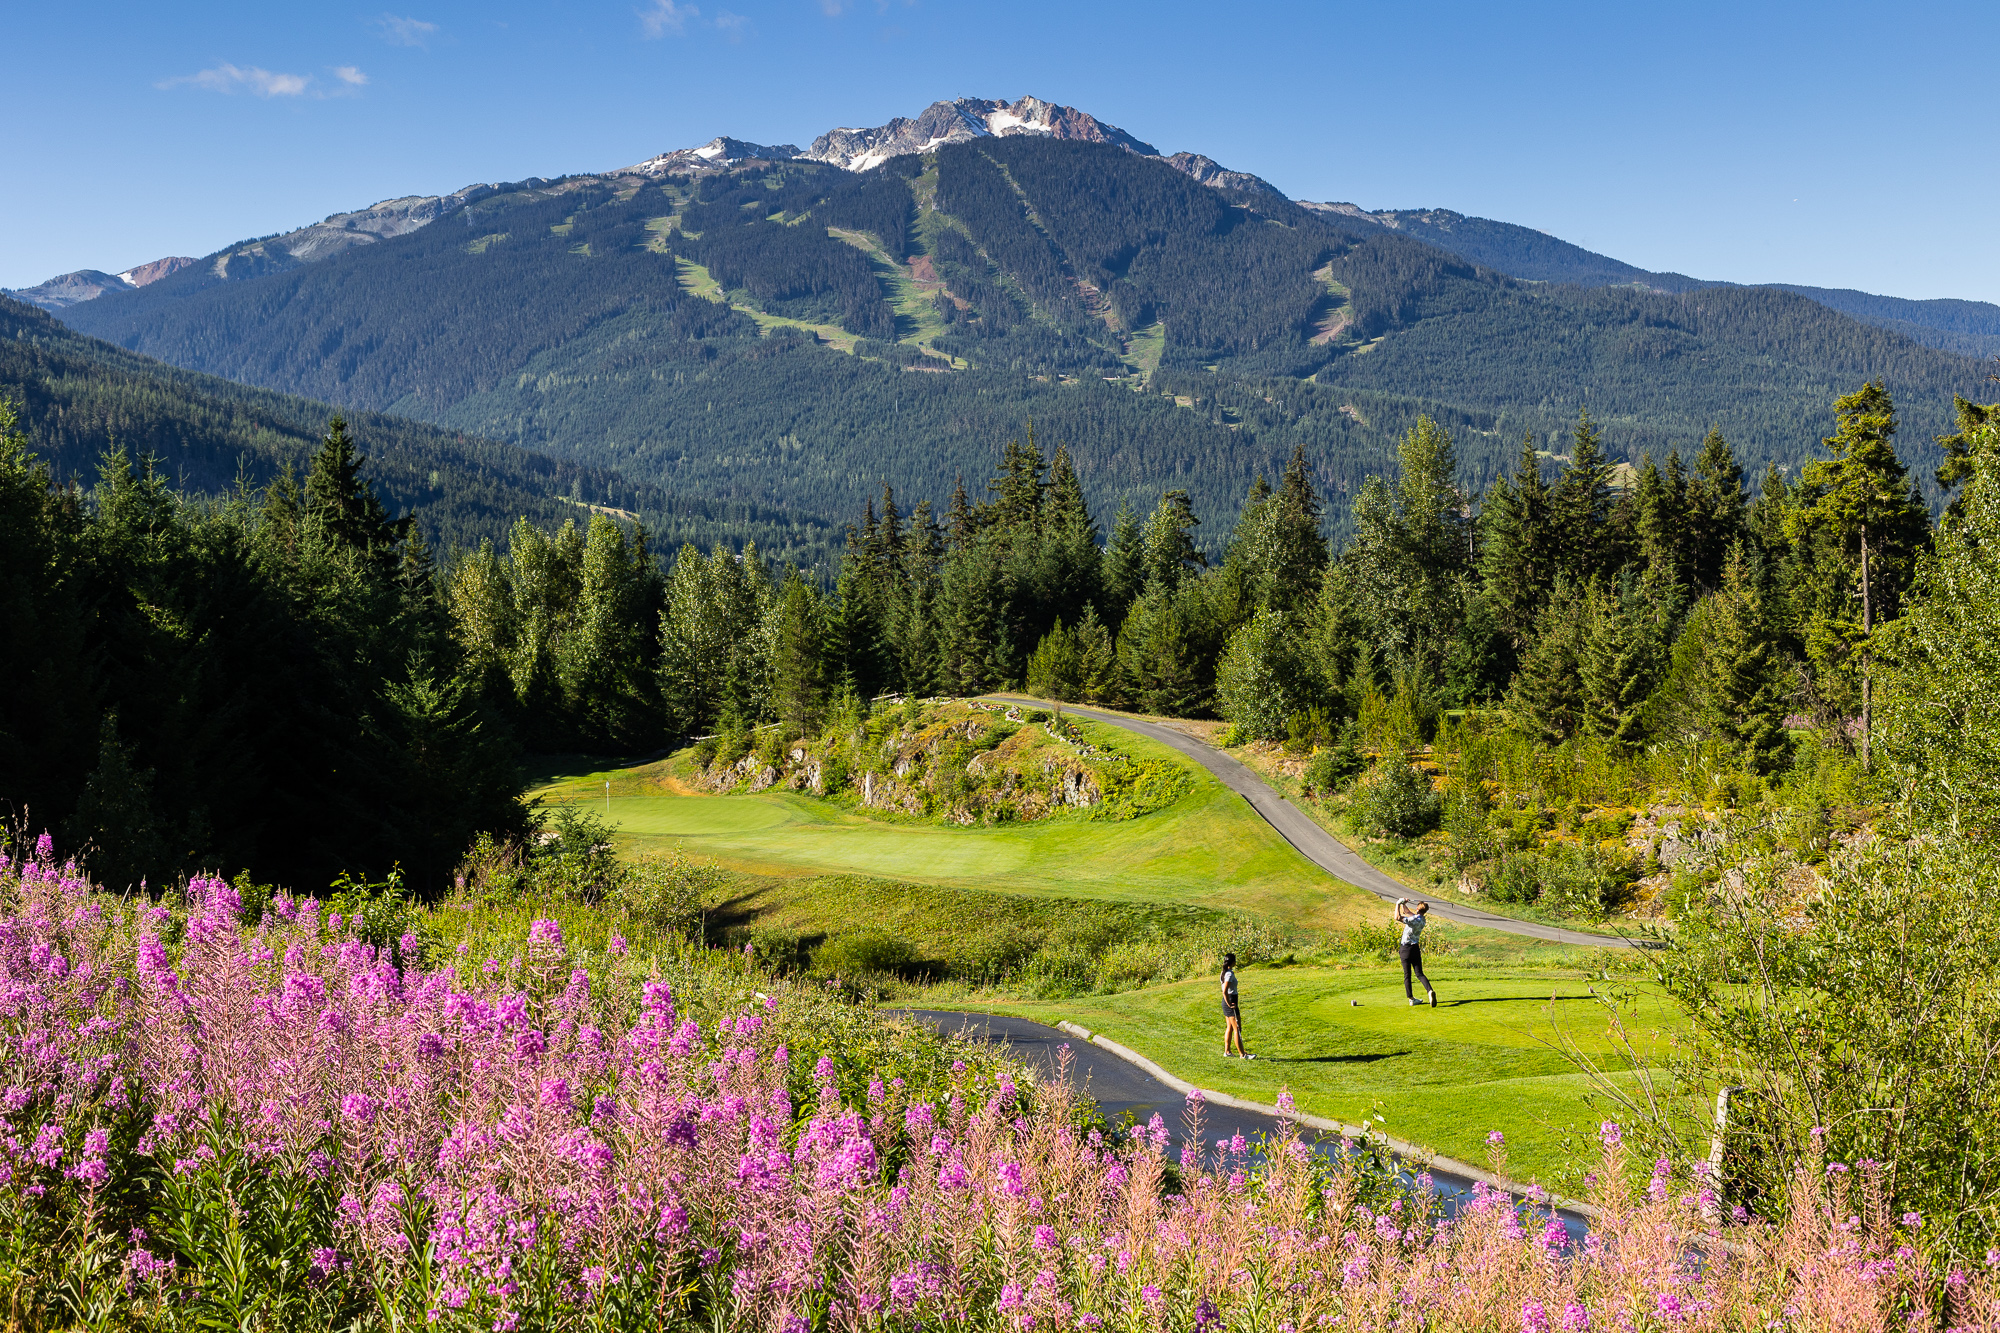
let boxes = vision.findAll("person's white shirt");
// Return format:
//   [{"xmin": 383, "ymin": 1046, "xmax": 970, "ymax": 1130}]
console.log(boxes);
[{"xmin": 1398, "ymin": 912, "xmax": 1426, "ymax": 946}]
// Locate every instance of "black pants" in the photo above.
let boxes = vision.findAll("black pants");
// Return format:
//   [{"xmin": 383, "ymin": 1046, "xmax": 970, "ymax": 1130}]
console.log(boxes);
[{"xmin": 1401, "ymin": 942, "xmax": 1431, "ymax": 999}]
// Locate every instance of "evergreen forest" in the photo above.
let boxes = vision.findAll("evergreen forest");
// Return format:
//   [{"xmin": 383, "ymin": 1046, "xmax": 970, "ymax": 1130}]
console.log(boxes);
[{"xmin": 56, "ymin": 140, "xmax": 1993, "ymax": 540}]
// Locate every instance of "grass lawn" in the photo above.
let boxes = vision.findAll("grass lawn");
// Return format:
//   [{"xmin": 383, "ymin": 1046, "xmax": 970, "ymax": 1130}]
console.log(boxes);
[
  {"xmin": 934, "ymin": 964, "xmax": 1682, "ymax": 1186},
  {"xmin": 531, "ymin": 721, "xmax": 1392, "ymax": 932}
]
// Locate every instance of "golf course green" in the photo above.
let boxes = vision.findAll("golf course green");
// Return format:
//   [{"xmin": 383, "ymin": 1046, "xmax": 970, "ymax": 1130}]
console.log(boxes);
[
  {"xmin": 531, "ymin": 721, "xmax": 1679, "ymax": 1182},
  {"xmin": 533, "ymin": 720, "xmax": 1392, "ymax": 931}
]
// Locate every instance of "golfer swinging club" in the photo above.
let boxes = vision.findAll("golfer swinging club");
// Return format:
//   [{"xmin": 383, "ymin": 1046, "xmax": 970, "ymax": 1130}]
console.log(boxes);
[
  {"xmin": 1396, "ymin": 898, "xmax": 1437, "ymax": 1007},
  {"xmin": 1220, "ymin": 953, "xmax": 1252, "ymax": 1058}
]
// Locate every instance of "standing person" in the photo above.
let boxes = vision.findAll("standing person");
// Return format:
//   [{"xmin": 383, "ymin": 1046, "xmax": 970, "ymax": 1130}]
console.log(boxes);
[
  {"xmin": 1220, "ymin": 953, "xmax": 1253, "ymax": 1058},
  {"xmin": 1396, "ymin": 899, "xmax": 1437, "ymax": 1007}
]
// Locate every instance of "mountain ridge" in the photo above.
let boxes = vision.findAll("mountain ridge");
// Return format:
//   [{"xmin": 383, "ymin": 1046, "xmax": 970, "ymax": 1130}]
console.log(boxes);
[{"xmin": 12, "ymin": 92, "xmax": 1993, "ymax": 359}]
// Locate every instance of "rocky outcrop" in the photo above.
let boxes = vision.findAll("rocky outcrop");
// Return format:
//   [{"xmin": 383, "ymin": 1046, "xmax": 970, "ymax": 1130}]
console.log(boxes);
[
  {"xmin": 803, "ymin": 96, "xmax": 1157, "ymax": 172},
  {"xmin": 1162, "ymin": 152, "xmax": 1283, "ymax": 198},
  {"xmin": 118, "ymin": 256, "xmax": 198, "ymax": 288},
  {"xmin": 4, "ymin": 270, "xmax": 129, "ymax": 310},
  {"xmin": 621, "ymin": 137, "xmax": 803, "ymax": 178}
]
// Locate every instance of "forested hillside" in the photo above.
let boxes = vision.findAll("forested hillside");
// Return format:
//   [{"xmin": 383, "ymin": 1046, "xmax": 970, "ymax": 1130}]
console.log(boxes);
[
  {"xmin": 0, "ymin": 294, "xmax": 838, "ymax": 565},
  {"xmin": 59, "ymin": 140, "xmax": 1989, "ymax": 537}
]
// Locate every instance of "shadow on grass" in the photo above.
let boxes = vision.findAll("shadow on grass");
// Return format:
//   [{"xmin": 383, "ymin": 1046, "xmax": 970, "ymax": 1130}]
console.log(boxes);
[
  {"xmin": 1267, "ymin": 1052, "xmax": 1409, "ymax": 1065},
  {"xmin": 1439, "ymin": 995, "xmax": 1595, "ymax": 1007}
]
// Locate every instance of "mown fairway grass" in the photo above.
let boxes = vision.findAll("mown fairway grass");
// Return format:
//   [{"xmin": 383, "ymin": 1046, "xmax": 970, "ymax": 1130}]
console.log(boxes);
[
  {"xmin": 529, "ymin": 720, "xmax": 1391, "ymax": 932},
  {"xmin": 527, "ymin": 721, "xmax": 1678, "ymax": 1178},
  {"xmin": 946, "ymin": 965, "xmax": 1678, "ymax": 1186}
]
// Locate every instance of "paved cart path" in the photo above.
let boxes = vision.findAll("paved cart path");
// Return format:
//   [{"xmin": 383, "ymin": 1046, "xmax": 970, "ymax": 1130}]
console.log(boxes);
[
  {"xmin": 891, "ymin": 1008, "xmax": 1590, "ymax": 1237},
  {"xmin": 994, "ymin": 698, "xmax": 1635, "ymax": 950}
]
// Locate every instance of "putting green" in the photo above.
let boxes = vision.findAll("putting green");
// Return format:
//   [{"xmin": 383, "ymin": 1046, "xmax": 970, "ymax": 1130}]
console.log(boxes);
[
  {"xmin": 536, "ymin": 724, "xmax": 1411, "ymax": 932},
  {"xmin": 592, "ymin": 785, "xmax": 1377, "ymax": 929},
  {"xmin": 955, "ymin": 966, "xmax": 1682, "ymax": 1184}
]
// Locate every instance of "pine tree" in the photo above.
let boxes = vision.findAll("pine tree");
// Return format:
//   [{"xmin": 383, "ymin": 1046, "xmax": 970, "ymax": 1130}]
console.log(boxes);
[
  {"xmin": 61, "ymin": 713, "xmax": 168, "ymax": 892},
  {"xmin": 1074, "ymin": 603, "xmax": 1118, "ymax": 705},
  {"xmin": 1141, "ymin": 489, "xmax": 1204, "ymax": 592},
  {"xmin": 1024, "ymin": 619, "xmax": 1082, "ymax": 701},
  {"xmin": 1102, "ymin": 500, "xmax": 1145, "ymax": 624},
  {"xmin": 1478, "ymin": 434, "xmax": 1555, "ymax": 652},
  {"xmin": 945, "ymin": 475, "xmax": 979, "ymax": 550},
  {"xmin": 941, "ymin": 542, "xmax": 1007, "ymax": 693},
  {"xmin": 1042, "ymin": 444, "xmax": 1103, "ymax": 630},
  {"xmin": 1262, "ymin": 443, "xmax": 1328, "ymax": 614},
  {"xmin": 1579, "ymin": 578, "xmax": 1662, "ymax": 748},
  {"xmin": 1551, "ymin": 409, "xmax": 1614, "ymax": 582},
  {"xmin": 1696, "ymin": 547, "xmax": 1790, "ymax": 773},
  {"xmin": 1505, "ymin": 580, "xmax": 1589, "ymax": 744},
  {"xmin": 1687, "ymin": 428, "xmax": 1746, "ymax": 589},
  {"xmin": 304, "ymin": 417, "xmax": 402, "ymax": 564},
  {"xmin": 1934, "ymin": 396, "xmax": 1998, "ymax": 517},
  {"xmin": 988, "ymin": 427, "xmax": 1046, "ymax": 536},
  {"xmin": 768, "ymin": 573, "xmax": 826, "ymax": 735},
  {"xmin": 1785, "ymin": 381, "xmax": 1932, "ymax": 766}
]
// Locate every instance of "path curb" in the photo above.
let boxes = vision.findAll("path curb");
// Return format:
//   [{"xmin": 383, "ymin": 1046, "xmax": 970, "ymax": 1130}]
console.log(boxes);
[{"xmin": 1054, "ymin": 1019, "xmax": 1601, "ymax": 1221}]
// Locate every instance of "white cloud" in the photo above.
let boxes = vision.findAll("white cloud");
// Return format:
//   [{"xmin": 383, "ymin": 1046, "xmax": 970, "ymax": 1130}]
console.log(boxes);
[
  {"xmin": 639, "ymin": 0, "xmax": 698, "ymax": 36},
  {"xmin": 373, "ymin": 14, "xmax": 439, "ymax": 46},
  {"xmin": 333, "ymin": 65, "xmax": 369, "ymax": 86},
  {"xmin": 714, "ymin": 9, "xmax": 750, "ymax": 38},
  {"xmin": 158, "ymin": 64, "xmax": 313, "ymax": 97},
  {"xmin": 818, "ymin": 0, "xmax": 846, "ymax": 13}
]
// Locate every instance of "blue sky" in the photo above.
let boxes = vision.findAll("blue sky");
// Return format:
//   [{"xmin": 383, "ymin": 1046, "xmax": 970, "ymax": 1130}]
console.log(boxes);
[{"xmin": 6, "ymin": 0, "xmax": 1996, "ymax": 302}]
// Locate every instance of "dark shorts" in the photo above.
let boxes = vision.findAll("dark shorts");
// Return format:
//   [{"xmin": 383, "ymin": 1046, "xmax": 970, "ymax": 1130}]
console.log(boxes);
[{"xmin": 1222, "ymin": 1001, "xmax": 1239, "ymax": 1018}]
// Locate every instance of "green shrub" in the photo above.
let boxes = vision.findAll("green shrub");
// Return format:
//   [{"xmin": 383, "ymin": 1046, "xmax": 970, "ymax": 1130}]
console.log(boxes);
[
  {"xmin": 716, "ymin": 716, "xmax": 752, "ymax": 766},
  {"xmin": 1302, "ymin": 720, "xmax": 1366, "ymax": 796},
  {"xmin": 1354, "ymin": 753, "xmax": 1442, "ymax": 839},
  {"xmin": 622, "ymin": 846, "xmax": 725, "ymax": 939},
  {"xmin": 814, "ymin": 930, "xmax": 919, "ymax": 978},
  {"xmin": 690, "ymin": 735, "xmax": 719, "ymax": 768},
  {"xmin": 1442, "ymin": 774, "xmax": 1500, "ymax": 872},
  {"xmin": 325, "ymin": 865, "xmax": 427, "ymax": 961},
  {"xmin": 1478, "ymin": 844, "xmax": 1635, "ymax": 920},
  {"xmin": 819, "ymin": 746, "xmax": 851, "ymax": 795},
  {"xmin": 756, "ymin": 726, "xmax": 789, "ymax": 768},
  {"xmin": 1482, "ymin": 853, "xmax": 1544, "ymax": 904}
]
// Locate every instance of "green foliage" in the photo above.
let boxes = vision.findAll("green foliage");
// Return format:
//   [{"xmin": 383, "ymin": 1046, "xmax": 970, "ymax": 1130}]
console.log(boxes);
[
  {"xmin": 325, "ymin": 865, "xmax": 427, "ymax": 959},
  {"xmin": 1644, "ymin": 830, "xmax": 2000, "ymax": 1253},
  {"xmin": 1476, "ymin": 843, "xmax": 1632, "ymax": 921},
  {"xmin": 1302, "ymin": 721, "xmax": 1366, "ymax": 796},
  {"xmin": 1353, "ymin": 753, "xmax": 1442, "ymax": 839},
  {"xmin": 1215, "ymin": 611, "xmax": 1322, "ymax": 742},
  {"xmin": 621, "ymin": 845, "xmax": 727, "ymax": 939}
]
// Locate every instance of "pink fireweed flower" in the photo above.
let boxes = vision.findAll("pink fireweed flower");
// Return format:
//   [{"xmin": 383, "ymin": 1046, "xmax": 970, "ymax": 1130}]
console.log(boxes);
[
  {"xmin": 1598, "ymin": 1121, "xmax": 1622, "ymax": 1149},
  {"xmin": 1522, "ymin": 1300, "xmax": 1550, "ymax": 1333},
  {"xmin": 1561, "ymin": 1303, "xmax": 1590, "ymax": 1331}
]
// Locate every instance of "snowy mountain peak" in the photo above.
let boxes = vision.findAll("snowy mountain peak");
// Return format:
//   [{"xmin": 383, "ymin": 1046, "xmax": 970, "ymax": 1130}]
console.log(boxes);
[{"xmin": 801, "ymin": 95, "xmax": 1158, "ymax": 172}]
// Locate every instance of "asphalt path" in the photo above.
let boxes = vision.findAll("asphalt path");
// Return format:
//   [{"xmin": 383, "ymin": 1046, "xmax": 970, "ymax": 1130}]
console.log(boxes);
[
  {"xmin": 892, "ymin": 1008, "xmax": 1589, "ymax": 1238},
  {"xmin": 997, "ymin": 698, "xmax": 1635, "ymax": 950}
]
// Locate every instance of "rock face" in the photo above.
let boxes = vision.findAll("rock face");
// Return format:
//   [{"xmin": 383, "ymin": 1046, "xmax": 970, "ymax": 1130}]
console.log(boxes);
[
  {"xmin": 4, "ymin": 270, "xmax": 130, "ymax": 309},
  {"xmin": 802, "ymin": 95, "xmax": 1158, "ymax": 172},
  {"xmin": 118, "ymin": 256, "xmax": 198, "ymax": 288},
  {"xmin": 1161, "ymin": 152, "xmax": 1282, "ymax": 197},
  {"xmin": 621, "ymin": 136, "xmax": 803, "ymax": 178}
]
